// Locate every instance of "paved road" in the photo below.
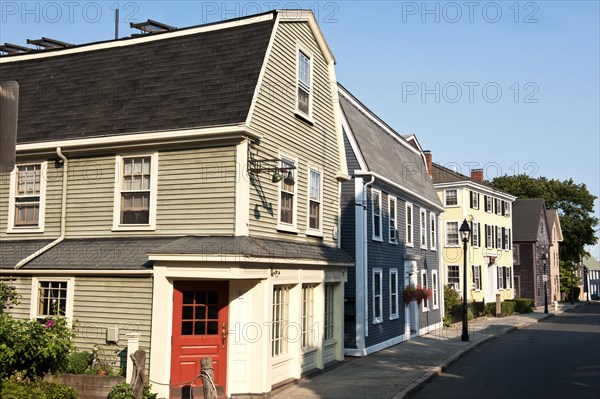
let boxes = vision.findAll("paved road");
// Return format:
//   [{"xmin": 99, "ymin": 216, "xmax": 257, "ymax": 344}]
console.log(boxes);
[{"xmin": 412, "ymin": 303, "xmax": 600, "ymax": 399}]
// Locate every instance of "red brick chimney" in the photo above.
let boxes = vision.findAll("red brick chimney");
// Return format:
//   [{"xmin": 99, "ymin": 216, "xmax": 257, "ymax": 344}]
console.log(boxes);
[
  {"xmin": 423, "ymin": 150, "xmax": 432, "ymax": 177},
  {"xmin": 471, "ymin": 168, "xmax": 484, "ymax": 182}
]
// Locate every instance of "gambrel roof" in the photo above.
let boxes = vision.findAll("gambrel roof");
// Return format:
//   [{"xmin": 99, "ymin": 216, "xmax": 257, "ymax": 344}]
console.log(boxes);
[{"xmin": 0, "ymin": 15, "xmax": 275, "ymax": 144}]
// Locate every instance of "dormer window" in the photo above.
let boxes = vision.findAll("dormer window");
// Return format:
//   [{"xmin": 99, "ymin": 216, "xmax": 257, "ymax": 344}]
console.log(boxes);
[{"xmin": 8, "ymin": 162, "xmax": 47, "ymax": 233}]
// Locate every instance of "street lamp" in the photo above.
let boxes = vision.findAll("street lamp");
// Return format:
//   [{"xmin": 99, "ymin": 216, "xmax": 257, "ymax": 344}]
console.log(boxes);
[
  {"xmin": 459, "ymin": 219, "xmax": 471, "ymax": 342},
  {"xmin": 542, "ymin": 252, "xmax": 548, "ymax": 314}
]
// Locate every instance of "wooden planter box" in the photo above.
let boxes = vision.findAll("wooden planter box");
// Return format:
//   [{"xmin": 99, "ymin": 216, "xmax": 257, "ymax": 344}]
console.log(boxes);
[{"xmin": 45, "ymin": 373, "xmax": 125, "ymax": 399}]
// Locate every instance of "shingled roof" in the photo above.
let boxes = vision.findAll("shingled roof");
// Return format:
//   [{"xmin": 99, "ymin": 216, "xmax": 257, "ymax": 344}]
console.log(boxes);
[
  {"xmin": 0, "ymin": 16, "xmax": 275, "ymax": 144},
  {"xmin": 338, "ymin": 85, "xmax": 442, "ymax": 209},
  {"xmin": 512, "ymin": 199, "xmax": 549, "ymax": 242}
]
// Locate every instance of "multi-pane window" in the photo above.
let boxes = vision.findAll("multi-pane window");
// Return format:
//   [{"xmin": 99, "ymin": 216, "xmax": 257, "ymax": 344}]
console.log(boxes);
[
  {"xmin": 279, "ymin": 158, "xmax": 296, "ymax": 225},
  {"xmin": 389, "ymin": 196, "xmax": 397, "ymax": 243},
  {"xmin": 432, "ymin": 271, "xmax": 439, "ymax": 309},
  {"xmin": 301, "ymin": 285, "xmax": 315, "ymax": 348},
  {"xmin": 421, "ymin": 270, "xmax": 429, "ymax": 311},
  {"xmin": 503, "ymin": 228, "xmax": 510, "ymax": 250},
  {"xmin": 446, "ymin": 221, "xmax": 459, "ymax": 246},
  {"xmin": 390, "ymin": 269, "xmax": 398, "ymax": 319},
  {"xmin": 504, "ymin": 201, "xmax": 511, "ymax": 216},
  {"xmin": 120, "ymin": 157, "xmax": 151, "ymax": 225},
  {"xmin": 372, "ymin": 190, "xmax": 382, "ymax": 240},
  {"xmin": 324, "ymin": 284, "xmax": 335, "ymax": 340},
  {"xmin": 420, "ymin": 209, "xmax": 427, "ymax": 249},
  {"xmin": 497, "ymin": 266, "xmax": 512, "ymax": 290},
  {"xmin": 297, "ymin": 51, "xmax": 311, "ymax": 115},
  {"xmin": 373, "ymin": 269, "xmax": 382, "ymax": 323},
  {"xmin": 513, "ymin": 244, "xmax": 520, "ymax": 264},
  {"xmin": 495, "ymin": 198, "xmax": 502, "ymax": 215},
  {"xmin": 37, "ymin": 281, "xmax": 67, "ymax": 319},
  {"xmin": 471, "ymin": 191, "xmax": 479, "ymax": 209},
  {"xmin": 181, "ymin": 289, "xmax": 220, "ymax": 336},
  {"xmin": 486, "ymin": 224, "xmax": 493, "ymax": 248},
  {"xmin": 406, "ymin": 203, "xmax": 413, "ymax": 245},
  {"xmin": 14, "ymin": 164, "xmax": 42, "ymax": 226},
  {"xmin": 445, "ymin": 190, "xmax": 458, "ymax": 206},
  {"xmin": 430, "ymin": 213, "xmax": 437, "ymax": 250},
  {"xmin": 485, "ymin": 195, "xmax": 493, "ymax": 213},
  {"xmin": 447, "ymin": 265, "xmax": 460, "ymax": 290},
  {"xmin": 272, "ymin": 286, "xmax": 290, "ymax": 357},
  {"xmin": 472, "ymin": 265, "xmax": 482, "ymax": 290},
  {"xmin": 472, "ymin": 222, "xmax": 480, "ymax": 247},
  {"xmin": 496, "ymin": 226, "xmax": 502, "ymax": 248},
  {"xmin": 308, "ymin": 169, "xmax": 321, "ymax": 230}
]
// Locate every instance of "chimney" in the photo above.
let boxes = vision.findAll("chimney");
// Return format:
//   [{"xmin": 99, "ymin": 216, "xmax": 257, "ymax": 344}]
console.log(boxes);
[
  {"xmin": 471, "ymin": 168, "xmax": 484, "ymax": 182},
  {"xmin": 423, "ymin": 150, "xmax": 432, "ymax": 177}
]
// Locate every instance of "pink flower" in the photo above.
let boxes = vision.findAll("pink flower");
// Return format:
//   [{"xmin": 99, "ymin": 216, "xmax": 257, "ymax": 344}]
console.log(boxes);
[{"xmin": 44, "ymin": 320, "xmax": 55, "ymax": 328}]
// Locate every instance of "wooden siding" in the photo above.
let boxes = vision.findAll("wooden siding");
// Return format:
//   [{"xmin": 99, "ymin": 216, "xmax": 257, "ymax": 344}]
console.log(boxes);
[
  {"xmin": 247, "ymin": 21, "xmax": 340, "ymax": 246},
  {"xmin": 1, "ymin": 146, "xmax": 236, "ymax": 239},
  {"xmin": 0, "ymin": 275, "xmax": 32, "ymax": 319}
]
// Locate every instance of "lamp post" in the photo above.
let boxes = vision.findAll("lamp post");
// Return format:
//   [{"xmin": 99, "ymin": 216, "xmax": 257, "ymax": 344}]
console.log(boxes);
[
  {"xmin": 542, "ymin": 252, "xmax": 548, "ymax": 314},
  {"xmin": 459, "ymin": 219, "xmax": 472, "ymax": 342}
]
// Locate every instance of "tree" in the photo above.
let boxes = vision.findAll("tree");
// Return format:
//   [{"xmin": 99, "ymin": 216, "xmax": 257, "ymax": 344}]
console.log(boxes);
[{"xmin": 490, "ymin": 174, "xmax": 598, "ymax": 266}]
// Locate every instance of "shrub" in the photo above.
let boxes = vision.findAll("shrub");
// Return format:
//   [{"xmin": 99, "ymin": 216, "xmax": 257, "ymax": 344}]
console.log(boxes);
[
  {"xmin": 509, "ymin": 298, "xmax": 534, "ymax": 314},
  {"xmin": 443, "ymin": 285, "xmax": 461, "ymax": 326},
  {"xmin": 0, "ymin": 379, "xmax": 79, "ymax": 399},
  {"xmin": 108, "ymin": 382, "xmax": 157, "ymax": 399},
  {"xmin": 66, "ymin": 351, "xmax": 94, "ymax": 374},
  {"xmin": 471, "ymin": 301, "xmax": 486, "ymax": 318},
  {"xmin": 0, "ymin": 283, "xmax": 20, "ymax": 313},
  {"xmin": 501, "ymin": 301, "xmax": 516, "ymax": 316},
  {"xmin": 566, "ymin": 286, "xmax": 581, "ymax": 302},
  {"xmin": 485, "ymin": 302, "xmax": 497, "ymax": 316}
]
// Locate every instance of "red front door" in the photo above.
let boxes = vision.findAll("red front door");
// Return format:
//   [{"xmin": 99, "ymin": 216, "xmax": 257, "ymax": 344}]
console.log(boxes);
[{"xmin": 171, "ymin": 281, "xmax": 228, "ymax": 398}]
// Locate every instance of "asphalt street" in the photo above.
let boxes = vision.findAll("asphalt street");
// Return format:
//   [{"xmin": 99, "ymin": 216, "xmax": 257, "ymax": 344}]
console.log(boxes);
[{"xmin": 412, "ymin": 302, "xmax": 600, "ymax": 399}]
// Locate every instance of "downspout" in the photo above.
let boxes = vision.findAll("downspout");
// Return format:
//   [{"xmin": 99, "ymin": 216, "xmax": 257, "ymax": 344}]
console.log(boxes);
[
  {"xmin": 15, "ymin": 147, "xmax": 68, "ymax": 269},
  {"xmin": 362, "ymin": 174, "xmax": 375, "ymax": 339}
]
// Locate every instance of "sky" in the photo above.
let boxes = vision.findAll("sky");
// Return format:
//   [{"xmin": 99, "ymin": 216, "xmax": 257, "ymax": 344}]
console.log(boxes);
[{"xmin": 1, "ymin": 0, "xmax": 599, "ymax": 256}]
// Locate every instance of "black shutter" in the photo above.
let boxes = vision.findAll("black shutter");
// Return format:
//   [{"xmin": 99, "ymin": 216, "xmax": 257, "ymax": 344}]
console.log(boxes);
[
  {"xmin": 509, "ymin": 228, "xmax": 512, "ymax": 250},
  {"xmin": 484, "ymin": 196, "xmax": 488, "ymax": 212},
  {"xmin": 478, "ymin": 223, "xmax": 481, "ymax": 247},
  {"xmin": 470, "ymin": 221, "xmax": 474, "ymax": 245},
  {"xmin": 469, "ymin": 191, "xmax": 473, "ymax": 208},
  {"xmin": 478, "ymin": 194, "xmax": 480, "ymax": 209},
  {"xmin": 485, "ymin": 224, "xmax": 488, "ymax": 247},
  {"xmin": 502, "ymin": 227, "xmax": 506, "ymax": 249}
]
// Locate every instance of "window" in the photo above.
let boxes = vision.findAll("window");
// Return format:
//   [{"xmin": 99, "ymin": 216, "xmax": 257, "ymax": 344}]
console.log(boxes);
[
  {"xmin": 432, "ymin": 270, "xmax": 439, "ymax": 309},
  {"xmin": 308, "ymin": 169, "xmax": 322, "ymax": 231},
  {"xmin": 373, "ymin": 269, "xmax": 383, "ymax": 323},
  {"xmin": 472, "ymin": 265, "xmax": 481, "ymax": 290},
  {"xmin": 496, "ymin": 226, "xmax": 502, "ymax": 249},
  {"xmin": 324, "ymin": 284, "xmax": 336, "ymax": 340},
  {"xmin": 497, "ymin": 266, "xmax": 504, "ymax": 289},
  {"xmin": 406, "ymin": 202, "xmax": 414, "ymax": 246},
  {"xmin": 420, "ymin": 209, "xmax": 427, "ymax": 249},
  {"xmin": 446, "ymin": 221, "xmax": 459, "ymax": 246},
  {"xmin": 513, "ymin": 244, "xmax": 520, "ymax": 264},
  {"xmin": 514, "ymin": 276, "xmax": 521, "ymax": 297},
  {"xmin": 390, "ymin": 269, "xmax": 399, "ymax": 319},
  {"xmin": 485, "ymin": 224, "xmax": 493, "ymax": 249},
  {"xmin": 421, "ymin": 270, "xmax": 429, "ymax": 311},
  {"xmin": 497, "ymin": 266, "xmax": 512, "ymax": 290},
  {"xmin": 503, "ymin": 228, "xmax": 510, "ymax": 250},
  {"xmin": 447, "ymin": 265, "xmax": 460, "ymax": 291},
  {"xmin": 114, "ymin": 154, "xmax": 157, "ymax": 230},
  {"xmin": 495, "ymin": 198, "xmax": 502, "ymax": 215},
  {"xmin": 507, "ymin": 267, "xmax": 513, "ymax": 289},
  {"xmin": 9, "ymin": 163, "xmax": 47, "ymax": 232},
  {"xmin": 272, "ymin": 286, "xmax": 290, "ymax": 357},
  {"xmin": 297, "ymin": 50, "xmax": 312, "ymax": 116},
  {"xmin": 279, "ymin": 157, "xmax": 296, "ymax": 227},
  {"xmin": 372, "ymin": 190, "xmax": 382, "ymax": 240},
  {"xmin": 472, "ymin": 222, "xmax": 480, "ymax": 247},
  {"xmin": 389, "ymin": 196, "xmax": 397, "ymax": 243},
  {"xmin": 31, "ymin": 278, "xmax": 74, "ymax": 322},
  {"xmin": 470, "ymin": 191, "xmax": 479, "ymax": 209},
  {"xmin": 445, "ymin": 190, "xmax": 458, "ymax": 206},
  {"xmin": 485, "ymin": 195, "xmax": 493, "ymax": 213},
  {"xmin": 501, "ymin": 201, "xmax": 511, "ymax": 216},
  {"xmin": 430, "ymin": 213, "xmax": 437, "ymax": 250},
  {"xmin": 301, "ymin": 285, "xmax": 315, "ymax": 348}
]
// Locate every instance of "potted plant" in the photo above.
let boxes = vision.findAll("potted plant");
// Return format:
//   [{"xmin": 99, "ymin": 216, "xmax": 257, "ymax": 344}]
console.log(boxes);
[
  {"xmin": 92, "ymin": 345, "xmax": 112, "ymax": 376},
  {"xmin": 403, "ymin": 284, "xmax": 417, "ymax": 304}
]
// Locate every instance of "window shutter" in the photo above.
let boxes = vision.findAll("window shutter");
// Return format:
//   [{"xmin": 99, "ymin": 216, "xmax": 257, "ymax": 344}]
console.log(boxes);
[
  {"xmin": 509, "ymin": 228, "xmax": 512, "ymax": 250},
  {"xmin": 469, "ymin": 191, "xmax": 473, "ymax": 208},
  {"xmin": 478, "ymin": 194, "xmax": 480, "ymax": 209},
  {"xmin": 470, "ymin": 221, "xmax": 474, "ymax": 245},
  {"xmin": 485, "ymin": 224, "xmax": 488, "ymax": 247},
  {"xmin": 502, "ymin": 227, "xmax": 506, "ymax": 249},
  {"xmin": 484, "ymin": 196, "xmax": 488, "ymax": 211},
  {"xmin": 502, "ymin": 201, "xmax": 506, "ymax": 216},
  {"xmin": 478, "ymin": 223, "xmax": 481, "ymax": 247}
]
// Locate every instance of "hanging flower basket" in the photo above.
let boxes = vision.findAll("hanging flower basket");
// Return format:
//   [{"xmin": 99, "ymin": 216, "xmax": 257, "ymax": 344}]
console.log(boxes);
[
  {"xmin": 415, "ymin": 285, "xmax": 431, "ymax": 303},
  {"xmin": 403, "ymin": 284, "xmax": 417, "ymax": 304}
]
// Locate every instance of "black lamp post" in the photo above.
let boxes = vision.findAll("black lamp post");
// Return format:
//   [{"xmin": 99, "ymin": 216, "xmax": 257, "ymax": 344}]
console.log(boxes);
[
  {"xmin": 542, "ymin": 252, "xmax": 548, "ymax": 314},
  {"xmin": 459, "ymin": 219, "xmax": 471, "ymax": 342}
]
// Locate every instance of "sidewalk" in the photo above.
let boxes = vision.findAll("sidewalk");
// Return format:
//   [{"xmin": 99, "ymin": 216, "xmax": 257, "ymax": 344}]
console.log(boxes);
[{"xmin": 272, "ymin": 303, "xmax": 583, "ymax": 399}]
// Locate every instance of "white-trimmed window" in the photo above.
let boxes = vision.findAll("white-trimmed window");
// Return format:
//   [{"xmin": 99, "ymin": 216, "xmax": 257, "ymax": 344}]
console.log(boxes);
[
  {"xmin": 272, "ymin": 285, "xmax": 290, "ymax": 357},
  {"xmin": 513, "ymin": 244, "xmax": 520, "ymax": 264},
  {"xmin": 472, "ymin": 265, "xmax": 482, "ymax": 291},
  {"xmin": 485, "ymin": 224, "xmax": 493, "ymax": 249},
  {"xmin": 420, "ymin": 209, "xmax": 427, "ymax": 249},
  {"xmin": 324, "ymin": 283, "xmax": 336, "ymax": 340},
  {"xmin": 496, "ymin": 226, "xmax": 502, "ymax": 248},
  {"xmin": 485, "ymin": 195, "xmax": 493, "ymax": 213},
  {"xmin": 278, "ymin": 156, "xmax": 297, "ymax": 231},
  {"xmin": 503, "ymin": 228, "xmax": 510, "ymax": 250},
  {"xmin": 113, "ymin": 154, "xmax": 158, "ymax": 230},
  {"xmin": 301, "ymin": 284, "xmax": 315, "ymax": 348},
  {"xmin": 421, "ymin": 270, "xmax": 429, "ymax": 311},
  {"xmin": 373, "ymin": 269, "xmax": 383, "ymax": 323},
  {"xmin": 389, "ymin": 269, "xmax": 399, "ymax": 319},
  {"xmin": 296, "ymin": 49, "xmax": 312, "ymax": 117},
  {"xmin": 30, "ymin": 278, "xmax": 74, "ymax": 323},
  {"xmin": 447, "ymin": 265, "xmax": 460, "ymax": 291},
  {"xmin": 497, "ymin": 266, "xmax": 512, "ymax": 290},
  {"xmin": 8, "ymin": 162, "xmax": 47, "ymax": 233},
  {"xmin": 307, "ymin": 168, "xmax": 322, "ymax": 232},
  {"xmin": 471, "ymin": 191, "xmax": 479, "ymax": 209},
  {"xmin": 472, "ymin": 222, "xmax": 480, "ymax": 247},
  {"xmin": 495, "ymin": 198, "xmax": 502, "ymax": 215},
  {"xmin": 432, "ymin": 270, "xmax": 439, "ymax": 309},
  {"xmin": 372, "ymin": 189, "xmax": 382, "ymax": 241},
  {"xmin": 446, "ymin": 221, "xmax": 459, "ymax": 246},
  {"xmin": 430, "ymin": 213, "xmax": 437, "ymax": 250},
  {"xmin": 406, "ymin": 202, "xmax": 414, "ymax": 246},
  {"xmin": 504, "ymin": 201, "xmax": 511, "ymax": 217},
  {"xmin": 389, "ymin": 196, "xmax": 397, "ymax": 243},
  {"xmin": 444, "ymin": 189, "xmax": 458, "ymax": 206}
]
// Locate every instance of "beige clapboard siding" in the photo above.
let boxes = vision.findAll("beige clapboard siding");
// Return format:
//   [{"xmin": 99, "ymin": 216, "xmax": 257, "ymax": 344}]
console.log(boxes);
[
  {"xmin": 0, "ymin": 276, "xmax": 32, "ymax": 319},
  {"xmin": 72, "ymin": 276, "xmax": 153, "ymax": 370},
  {"xmin": 248, "ymin": 21, "xmax": 340, "ymax": 246}
]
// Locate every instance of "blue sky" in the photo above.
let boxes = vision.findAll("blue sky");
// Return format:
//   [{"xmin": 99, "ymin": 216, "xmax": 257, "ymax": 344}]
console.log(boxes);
[{"xmin": 1, "ymin": 0, "xmax": 599, "ymax": 256}]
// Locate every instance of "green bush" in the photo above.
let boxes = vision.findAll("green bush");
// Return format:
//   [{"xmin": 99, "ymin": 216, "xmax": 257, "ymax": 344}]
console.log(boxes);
[
  {"xmin": 566, "ymin": 286, "xmax": 581, "ymax": 302},
  {"xmin": 66, "ymin": 351, "xmax": 94, "ymax": 374},
  {"xmin": 501, "ymin": 301, "xmax": 516, "ymax": 316},
  {"xmin": 0, "ymin": 379, "xmax": 79, "ymax": 399},
  {"xmin": 485, "ymin": 302, "xmax": 497, "ymax": 316},
  {"xmin": 108, "ymin": 382, "xmax": 157, "ymax": 399},
  {"xmin": 471, "ymin": 301, "xmax": 486, "ymax": 318},
  {"xmin": 443, "ymin": 285, "xmax": 461, "ymax": 326},
  {"xmin": 508, "ymin": 298, "xmax": 534, "ymax": 314}
]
